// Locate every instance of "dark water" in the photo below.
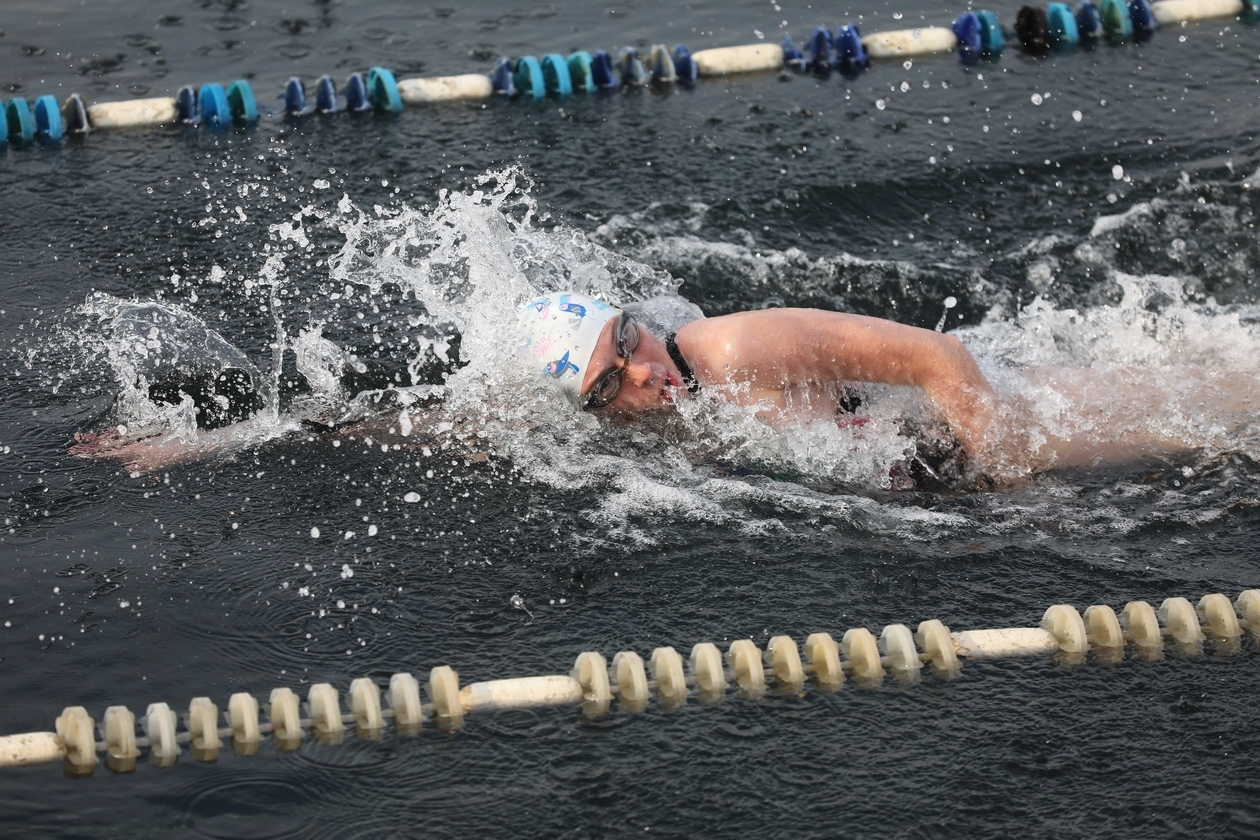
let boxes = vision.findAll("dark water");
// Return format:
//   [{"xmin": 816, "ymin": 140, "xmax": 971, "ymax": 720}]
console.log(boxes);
[{"xmin": 3, "ymin": 0, "xmax": 1260, "ymax": 837}]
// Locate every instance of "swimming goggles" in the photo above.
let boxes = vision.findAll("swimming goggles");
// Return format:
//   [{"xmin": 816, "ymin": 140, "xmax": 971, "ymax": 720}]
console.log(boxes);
[{"xmin": 583, "ymin": 314, "xmax": 640, "ymax": 410}]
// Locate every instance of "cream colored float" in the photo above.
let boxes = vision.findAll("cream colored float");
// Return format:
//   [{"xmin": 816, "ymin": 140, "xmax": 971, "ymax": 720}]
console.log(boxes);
[
  {"xmin": 349, "ymin": 677, "xmax": 385, "ymax": 731},
  {"xmin": 881, "ymin": 624, "xmax": 923, "ymax": 675},
  {"xmin": 689, "ymin": 643, "xmax": 727, "ymax": 694},
  {"xmin": 691, "ymin": 43, "xmax": 785, "ymax": 75},
  {"xmin": 767, "ymin": 635, "xmax": 807, "ymax": 688},
  {"xmin": 1084, "ymin": 605, "xmax": 1125, "ymax": 647},
  {"xmin": 804, "ymin": 632, "xmax": 844, "ymax": 686},
  {"xmin": 460, "ymin": 675, "xmax": 585, "ymax": 712},
  {"xmin": 951, "ymin": 627, "xmax": 1058, "ymax": 658},
  {"xmin": 862, "ymin": 27, "xmax": 958, "ymax": 59},
  {"xmin": 1, "ymin": 590, "xmax": 1255, "ymax": 772},
  {"xmin": 0, "ymin": 732, "xmax": 64, "ymax": 768},
  {"xmin": 85, "ymin": 97, "xmax": 178, "ymax": 129},
  {"xmin": 397, "ymin": 75, "xmax": 494, "ymax": 104},
  {"xmin": 1151, "ymin": 0, "xmax": 1243, "ymax": 23}
]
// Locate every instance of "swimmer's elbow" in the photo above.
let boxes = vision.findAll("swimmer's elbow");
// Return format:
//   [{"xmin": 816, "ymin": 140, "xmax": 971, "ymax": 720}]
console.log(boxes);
[{"xmin": 933, "ymin": 334, "xmax": 991, "ymax": 393}]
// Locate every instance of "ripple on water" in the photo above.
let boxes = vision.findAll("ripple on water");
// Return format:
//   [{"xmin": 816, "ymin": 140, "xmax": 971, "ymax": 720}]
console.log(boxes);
[{"xmin": 185, "ymin": 777, "xmax": 317, "ymax": 840}]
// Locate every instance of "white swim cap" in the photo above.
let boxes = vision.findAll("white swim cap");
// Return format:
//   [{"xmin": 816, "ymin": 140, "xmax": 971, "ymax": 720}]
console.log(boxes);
[{"xmin": 518, "ymin": 291, "xmax": 621, "ymax": 401}]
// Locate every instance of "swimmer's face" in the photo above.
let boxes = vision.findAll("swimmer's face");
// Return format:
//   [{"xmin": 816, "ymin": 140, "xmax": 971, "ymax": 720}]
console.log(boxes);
[{"xmin": 581, "ymin": 315, "xmax": 686, "ymax": 414}]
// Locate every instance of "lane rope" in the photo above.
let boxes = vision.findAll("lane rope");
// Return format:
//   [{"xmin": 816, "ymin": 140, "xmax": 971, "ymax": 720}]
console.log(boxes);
[
  {"xmin": 2, "ymin": 590, "xmax": 1255, "ymax": 776},
  {"xmin": 2, "ymin": 0, "xmax": 1254, "ymax": 145}
]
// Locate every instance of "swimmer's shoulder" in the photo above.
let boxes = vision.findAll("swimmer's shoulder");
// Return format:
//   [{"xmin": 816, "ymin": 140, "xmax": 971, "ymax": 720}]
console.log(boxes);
[
  {"xmin": 674, "ymin": 309, "xmax": 812, "ymax": 388},
  {"xmin": 674, "ymin": 308, "xmax": 826, "ymax": 357}
]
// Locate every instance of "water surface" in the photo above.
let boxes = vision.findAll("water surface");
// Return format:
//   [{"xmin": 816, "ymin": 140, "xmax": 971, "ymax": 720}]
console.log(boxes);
[{"xmin": 2, "ymin": 0, "xmax": 1260, "ymax": 837}]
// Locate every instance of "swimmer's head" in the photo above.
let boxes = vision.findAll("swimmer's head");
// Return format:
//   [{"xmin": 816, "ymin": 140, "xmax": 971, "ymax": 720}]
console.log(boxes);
[{"xmin": 517, "ymin": 291, "xmax": 621, "ymax": 405}]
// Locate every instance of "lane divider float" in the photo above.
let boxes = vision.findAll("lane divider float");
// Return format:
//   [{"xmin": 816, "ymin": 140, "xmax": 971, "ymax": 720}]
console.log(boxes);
[
  {"xmin": 1, "ymin": 590, "xmax": 1254, "ymax": 776},
  {"xmin": 0, "ymin": 0, "xmax": 1254, "ymax": 145}
]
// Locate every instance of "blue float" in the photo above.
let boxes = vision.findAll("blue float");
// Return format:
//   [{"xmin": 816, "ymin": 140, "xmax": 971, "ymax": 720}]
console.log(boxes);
[
  {"xmin": 541, "ymin": 54, "xmax": 573, "ymax": 95},
  {"xmin": 1015, "ymin": 5, "xmax": 1051, "ymax": 52},
  {"xmin": 672, "ymin": 45, "xmax": 699, "ymax": 83},
  {"xmin": 1129, "ymin": 0, "xmax": 1158, "ymax": 35},
  {"xmin": 366, "ymin": 68, "xmax": 402, "ymax": 113},
  {"xmin": 834, "ymin": 25, "xmax": 869, "ymax": 70},
  {"xmin": 6, "ymin": 99, "xmax": 34, "ymax": 143},
  {"xmin": 976, "ymin": 11, "xmax": 1005, "ymax": 57},
  {"xmin": 176, "ymin": 86, "xmax": 198, "ymax": 122},
  {"xmin": 198, "ymin": 84, "xmax": 230, "ymax": 125},
  {"xmin": 590, "ymin": 51, "xmax": 618, "ymax": 88},
  {"xmin": 1047, "ymin": 3, "xmax": 1081, "ymax": 46},
  {"xmin": 807, "ymin": 26, "xmax": 834, "ymax": 72},
  {"xmin": 32, "ymin": 95, "xmax": 63, "ymax": 141},
  {"xmin": 315, "ymin": 76, "xmax": 338, "ymax": 112},
  {"xmin": 0, "ymin": 101, "xmax": 8, "ymax": 144},
  {"xmin": 284, "ymin": 78, "xmax": 307, "ymax": 114},
  {"xmin": 227, "ymin": 80, "xmax": 258, "ymax": 122},
  {"xmin": 512, "ymin": 56, "xmax": 545, "ymax": 99},
  {"xmin": 780, "ymin": 35, "xmax": 806, "ymax": 71},
  {"xmin": 953, "ymin": 13, "xmax": 984, "ymax": 63},
  {"xmin": 1076, "ymin": 1, "xmax": 1103, "ymax": 37},
  {"xmin": 567, "ymin": 51, "xmax": 597, "ymax": 92},
  {"xmin": 345, "ymin": 73, "xmax": 371, "ymax": 111},
  {"xmin": 617, "ymin": 47, "xmax": 648, "ymax": 85},
  {"xmin": 1098, "ymin": 0, "xmax": 1135, "ymax": 38},
  {"xmin": 491, "ymin": 58, "xmax": 516, "ymax": 96}
]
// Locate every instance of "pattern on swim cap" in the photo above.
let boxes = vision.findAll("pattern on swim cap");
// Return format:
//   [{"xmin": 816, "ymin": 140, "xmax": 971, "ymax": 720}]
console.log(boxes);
[
  {"xmin": 517, "ymin": 291, "xmax": 620, "ymax": 395},
  {"xmin": 544, "ymin": 350, "xmax": 579, "ymax": 378},
  {"xmin": 557, "ymin": 298, "xmax": 587, "ymax": 318}
]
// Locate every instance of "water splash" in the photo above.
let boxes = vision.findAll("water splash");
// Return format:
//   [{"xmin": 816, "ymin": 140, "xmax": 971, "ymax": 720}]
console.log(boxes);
[{"xmin": 60, "ymin": 166, "xmax": 1260, "ymax": 546}]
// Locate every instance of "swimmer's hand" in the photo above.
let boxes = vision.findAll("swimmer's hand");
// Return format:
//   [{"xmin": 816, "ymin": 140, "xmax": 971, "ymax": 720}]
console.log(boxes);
[
  {"xmin": 70, "ymin": 420, "xmax": 292, "ymax": 475},
  {"xmin": 71, "ymin": 427, "xmax": 231, "ymax": 474},
  {"xmin": 70, "ymin": 409, "xmax": 489, "ymax": 475}
]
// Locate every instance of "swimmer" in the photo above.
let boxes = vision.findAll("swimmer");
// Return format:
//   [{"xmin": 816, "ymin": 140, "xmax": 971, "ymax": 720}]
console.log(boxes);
[
  {"xmin": 74, "ymin": 289, "xmax": 1251, "ymax": 484},
  {"xmin": 520, "ymin": 291, "xmax": 998, "ymax": 479},
  {"xmin": 519, "ymin": 291, "xmax": 1253, "ymax": 482},
  {"xmin": 522, "ymin": 291, "xmax": 993, "ymax": 440}
]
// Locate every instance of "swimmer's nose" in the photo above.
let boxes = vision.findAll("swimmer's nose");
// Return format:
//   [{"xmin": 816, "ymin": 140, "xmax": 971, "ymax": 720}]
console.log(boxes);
[{"xmin": 623, "ymin": 359, "xmax": 655, "ymax": 388}]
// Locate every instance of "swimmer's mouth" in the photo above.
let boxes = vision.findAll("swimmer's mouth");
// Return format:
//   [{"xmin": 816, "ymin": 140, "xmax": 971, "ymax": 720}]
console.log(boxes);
[{"xmin": 661, "ymin": 373, "xmax": 683, "ymax": 404}]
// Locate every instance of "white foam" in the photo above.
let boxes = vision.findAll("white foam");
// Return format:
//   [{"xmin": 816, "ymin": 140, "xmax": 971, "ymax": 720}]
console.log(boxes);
[
  {"xmin": 1089, "ymin": 200, "xmax": 1160, "ymax": 238},
  {"xmin": 67, "ymin": 166, "xmax": 1260, "ymax": 545}
]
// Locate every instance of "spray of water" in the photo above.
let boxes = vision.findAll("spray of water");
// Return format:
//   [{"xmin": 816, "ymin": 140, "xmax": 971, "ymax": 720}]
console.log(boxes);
[{"xmin": 60, "ymin": 166, "xmax": 1260, "ymax": 544}]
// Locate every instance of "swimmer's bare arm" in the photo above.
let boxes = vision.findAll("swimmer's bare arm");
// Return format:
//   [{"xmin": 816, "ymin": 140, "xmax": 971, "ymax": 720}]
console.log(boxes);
[
  {"xmin": 70, "ymin": 421, "xmax": 278, "ymax": 474},
  {"xmin": 675, "ymin": 309, "xmax": 997, "ymax": 453},
  {"xmin": 71, "ymin": 409, "xmax": 486, "ymax": 474}
]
